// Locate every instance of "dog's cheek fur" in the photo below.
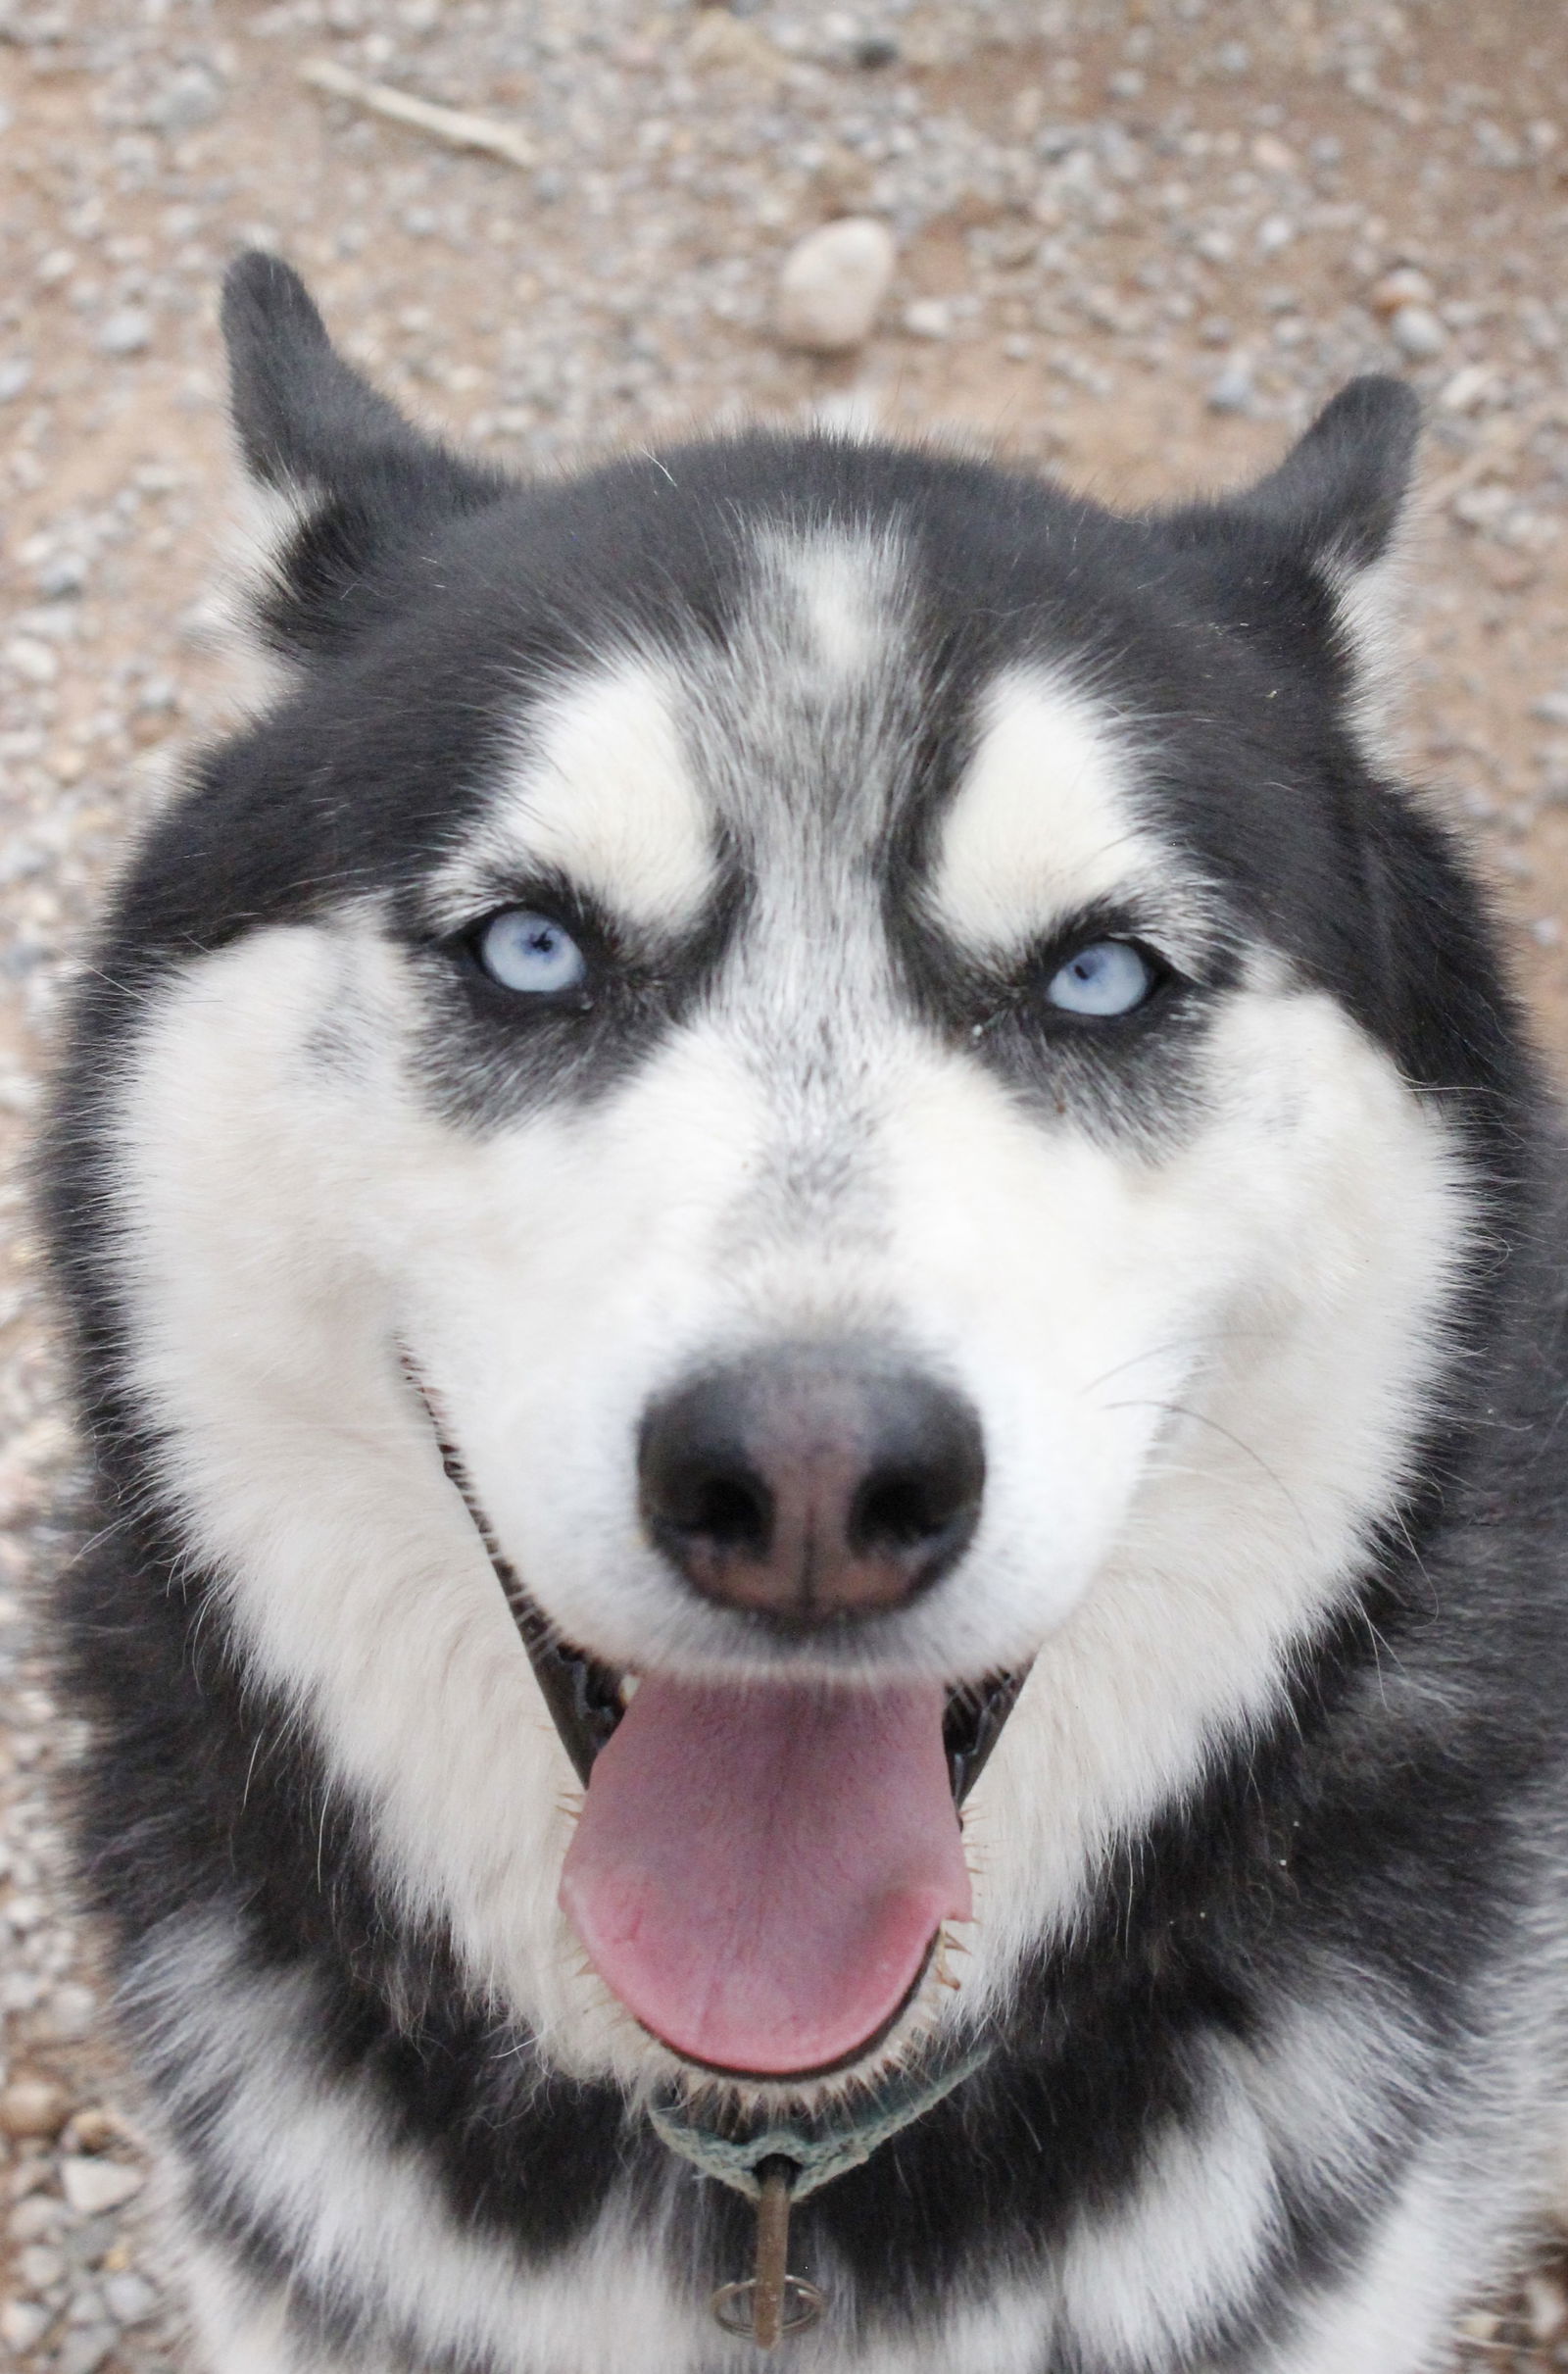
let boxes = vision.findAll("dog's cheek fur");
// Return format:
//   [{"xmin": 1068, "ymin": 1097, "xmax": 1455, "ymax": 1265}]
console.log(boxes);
[
  {"xmin": 104, "ymin": 923, "xmax": 627, "ymax": 2070},
  {"xmin": 870, "ymin": 977, "xmax": 1473, "ymax": 2014}
]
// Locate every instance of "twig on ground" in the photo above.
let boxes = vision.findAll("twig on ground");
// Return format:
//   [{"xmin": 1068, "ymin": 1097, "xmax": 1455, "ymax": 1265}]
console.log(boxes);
[{"xmin": 298, "ymin": 59, "xmax": 537, "ymax": 170}]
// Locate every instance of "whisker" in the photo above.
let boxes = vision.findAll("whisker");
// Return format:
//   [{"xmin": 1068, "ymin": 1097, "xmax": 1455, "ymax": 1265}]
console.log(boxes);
[{"xmin": 1101, "ymin": 1398, "xmax": 1311, "ymax": 1541}]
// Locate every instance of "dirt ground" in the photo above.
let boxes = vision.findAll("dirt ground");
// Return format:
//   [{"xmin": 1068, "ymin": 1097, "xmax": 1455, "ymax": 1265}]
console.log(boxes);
[{"xmin": 4, "ymin": 2, "xmax": 1568, "ymax": 2368}]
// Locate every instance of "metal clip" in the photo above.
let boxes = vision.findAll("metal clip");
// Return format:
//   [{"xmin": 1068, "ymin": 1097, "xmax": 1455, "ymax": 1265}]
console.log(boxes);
[{"xmin": 710, "ymin": 2159, "xmax": 825, "ymax": 2349}]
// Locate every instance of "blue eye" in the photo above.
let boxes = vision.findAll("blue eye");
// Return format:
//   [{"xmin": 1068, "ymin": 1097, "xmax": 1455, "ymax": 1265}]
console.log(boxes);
[
  {"xmin": 476, "ymin": 910, "xmax": 588, "ymax": 996},
  {"xmin": 1045, "ymin": 939, "xmax": 1157, "ymax": 1017}
]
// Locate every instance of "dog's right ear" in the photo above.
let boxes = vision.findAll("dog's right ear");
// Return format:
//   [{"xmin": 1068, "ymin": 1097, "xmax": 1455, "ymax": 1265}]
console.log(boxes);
[{"xmin": 220, "ymin": 251, "xmax": 505, "ymax": 660}]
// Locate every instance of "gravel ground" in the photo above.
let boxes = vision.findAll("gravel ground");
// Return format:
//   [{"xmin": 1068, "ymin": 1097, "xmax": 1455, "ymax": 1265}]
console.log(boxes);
[{"xmin": 5, "ymin": 2, "xmax": 1568, "ymax": 2367}]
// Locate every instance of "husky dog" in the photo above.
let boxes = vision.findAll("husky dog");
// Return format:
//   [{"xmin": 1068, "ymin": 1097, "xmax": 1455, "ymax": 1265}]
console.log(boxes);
[{"xmin": 43, "ymin": 252, "xmax": 1568, "ymax": 2374}]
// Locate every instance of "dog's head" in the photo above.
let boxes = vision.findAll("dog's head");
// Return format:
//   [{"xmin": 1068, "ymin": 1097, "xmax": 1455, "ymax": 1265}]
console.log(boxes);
[{"xmin": 62, "ymin": 255, "xmax": 1516, "ymax": 2089}]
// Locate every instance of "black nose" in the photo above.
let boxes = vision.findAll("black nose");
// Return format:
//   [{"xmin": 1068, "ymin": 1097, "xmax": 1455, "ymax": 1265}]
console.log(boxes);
[{"xmin": 637, "ymin": 1344, "xmax": 985, "ymax": 1630}]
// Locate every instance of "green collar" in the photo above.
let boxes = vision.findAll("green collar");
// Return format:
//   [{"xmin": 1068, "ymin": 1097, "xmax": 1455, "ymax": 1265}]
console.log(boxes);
[{"xmin": 649, "ymin": 2033, "xmax": 996, "ymax": 2203}]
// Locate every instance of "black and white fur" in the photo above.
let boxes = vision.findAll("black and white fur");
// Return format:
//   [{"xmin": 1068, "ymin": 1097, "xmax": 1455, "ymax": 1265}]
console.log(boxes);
[{"xmin": 44, "ymin": 253, "xmax": 1568, "ymax": 2374}]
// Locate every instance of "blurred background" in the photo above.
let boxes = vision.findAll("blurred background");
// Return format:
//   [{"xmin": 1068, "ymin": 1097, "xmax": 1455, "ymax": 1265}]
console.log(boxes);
[{"xmin": 2, "ymin": 3, "xmax": 1568, "ymax": 2368}]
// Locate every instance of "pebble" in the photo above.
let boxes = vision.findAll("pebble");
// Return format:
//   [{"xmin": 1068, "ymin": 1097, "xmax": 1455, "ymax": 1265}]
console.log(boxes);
[
  {"xmin": 10, "ymin": 2198, "xmax": 63, "ymax": 2244},
  {"xmin": 1206, "ymin": 355, "xmax": 1254, "ymax": 414},
  {"xmin": 142, "ymin": 64, "xmax": 225, "ymax": 135},
  {"xmin": 63, "ymin": 2108, "xmax": 124, "ymax": 2155},
  {"xmin": 57, "ymin": 2328, "xmax": 117, "ymax": 2374},
  {"xmin": 775, "ymin": 217, "xmax": 895, "ymax": 354},
  {"xmin": 1251, "ymin": 133, "xmax": 1298, "ymax": 173},
  {"xmin": 0, "ymin": 2078, "xmax": 70, "ymax": 2138},
  {"xmin": 1390, "ymin": 303, "xmax": 1446, "ymax": 360},
  {"xmin": 0, "ymin": 357, "xmax": 34, "ymax": 403},
  {"xmin": 903, "ymin": 297, "xmax": 953, "ymax": 340},
  {"xmin": 59, "ymin": 2158, "xmax": 144, "ymax": 2217},
  {"xmin": 102, "ymin": 2273, "xmax": 159, "ymax": 2326},
  {"xmin": 1441, "ymin": 364, "xmax": 1498, "ymax": 414},
  {"xmin": 4, "ymin": 639, "xmax": 59, "ymax": 687},
  {"xmin": 0, "ymin": 2302, "xmax": 54, "ymax": 2352},
  {"xmin": 17, "ymin": 2243, "xmax": 67, "ymax": 2293},
  {"xmin": 32, "ymin": 1987, "xmax": 100, "ymax": 2045},
  {"xmin": 1371, "ymin": 266, "xmax": 1437, "ymax": 314},
  {"xmin": 95, "ymin": 309, "xmax": 153, "ymax": 358}
]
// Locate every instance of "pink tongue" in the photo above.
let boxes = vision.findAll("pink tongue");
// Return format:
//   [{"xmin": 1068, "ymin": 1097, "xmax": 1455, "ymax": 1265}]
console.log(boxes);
[{"xmin": 560, "ymin": 1677, "xmax": 969, "ymax": 2075}]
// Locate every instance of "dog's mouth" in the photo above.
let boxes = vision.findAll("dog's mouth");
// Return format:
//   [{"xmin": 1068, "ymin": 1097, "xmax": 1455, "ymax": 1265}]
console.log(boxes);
[
  {"xmin": 516, "ymin": 1601, "xmax": 1021, "ymax": 1806},
  {"xmin": 414, "ymin": 1362, "xmax": 1022, "ymax": 2080},
  {"xmin": 527, "ymin": 1605, "xmax": 1023, "ymax": 2080}
]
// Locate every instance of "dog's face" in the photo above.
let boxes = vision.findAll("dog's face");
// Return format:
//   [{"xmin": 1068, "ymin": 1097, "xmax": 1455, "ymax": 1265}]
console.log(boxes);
[{"xmin": 79, "ymin": 258, "xmax": 1486, "ymax": 2087}]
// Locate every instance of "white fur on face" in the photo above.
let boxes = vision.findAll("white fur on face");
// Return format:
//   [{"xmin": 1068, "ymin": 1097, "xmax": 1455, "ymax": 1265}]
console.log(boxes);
[
  {"xmin": 106, "ymin": 633, "xmax": 1472, "ymax": 2085},
  {"xmin": 928, "ymin": 667, "xmax": 1200, "ymax": 958},
  {"xmin": 431, "ymin": 657, "xmax": 716, "ymax": 934}
]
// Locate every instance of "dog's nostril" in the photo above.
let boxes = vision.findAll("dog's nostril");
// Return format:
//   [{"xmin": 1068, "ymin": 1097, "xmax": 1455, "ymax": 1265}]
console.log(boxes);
[
  {"xmin": 638, "ymin": 1345, "xmax": 984, "ymax": 1630},
  {"xmin": 853, "ymin": 1468, "xmax": 957, "ymax": 1554},
  {"xmin": 682, "ymin": 1467, "xmax": 772, "ymax": 1558}
]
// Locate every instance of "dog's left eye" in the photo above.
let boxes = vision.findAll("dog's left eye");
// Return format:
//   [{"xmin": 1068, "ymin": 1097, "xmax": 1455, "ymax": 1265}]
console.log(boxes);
[
  {"xmin": 1045, "ymin": 939, "xmax": 1157, "ymax": 1017},
  {"xmin": 475, "ymin": 910, "xmax": 588, "ymax": 996}
]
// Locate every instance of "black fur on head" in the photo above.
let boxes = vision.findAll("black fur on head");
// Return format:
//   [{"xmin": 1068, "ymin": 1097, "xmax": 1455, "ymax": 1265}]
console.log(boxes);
[
  {"xmin": 221, "ymin": 250, "xmax": 508, "ymax": 658},
  {"xmin": 1215, "ymin": 374, "xmax": 1421, "ymax": 571}
]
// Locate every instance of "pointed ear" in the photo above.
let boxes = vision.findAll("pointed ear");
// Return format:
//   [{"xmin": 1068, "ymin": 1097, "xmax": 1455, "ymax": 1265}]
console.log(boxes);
[
  {"xmin": 1236, "ymin": 375, "xmax": 1421, "ymax": 572},
  {"xmin": 1164, "ymin": 376, "xmax": 1423, "ymax": 761},
  {"xmin": 220, "ymin": 251, "xmax": 504, "ymax": 658}
]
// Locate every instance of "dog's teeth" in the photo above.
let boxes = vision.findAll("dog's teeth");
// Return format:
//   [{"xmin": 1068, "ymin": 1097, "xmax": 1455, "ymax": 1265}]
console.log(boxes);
[{"xmin": 619, "ymin": 1674, "xmax": 640, "ymax": 1706}]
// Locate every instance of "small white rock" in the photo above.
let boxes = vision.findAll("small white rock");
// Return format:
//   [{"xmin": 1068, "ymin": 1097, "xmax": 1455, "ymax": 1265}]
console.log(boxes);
[
  {"xmin": 18, "ymin": 2241, "xmax": 67, "ymax": 2292},
  {"xmin": 97, "ymin": 308, "xmax": 153, "ymax": 357},
  {"xmin": 9, "ymin": 2195, "xmax": 62, "ymax": 2242},
  {"xmin": 0, "ymin": 2300, "xmax": 53, "ymax": 2351},
  {"xmin": 1250, "ymin": 132, "xmax": 1298, "ymax": 173},
  {"xmin": 0, "ymin": 356, "xmax": 33, "ymax": 402},
  {"xmin": 1206, "ymin": 356, "xmax": 1254, "ymax": 413},
  {"xmin": 1439, "ymin": 363, "xmax": 1497, "ymax": 413},
  {"xmin": 34, "ymin": 1984, "xmax": 98, "ymax": 2042},
  {"xmin": 903, "ymin": 296, "xmax": 952, "ymax": 340},
  {"xmin": 1389, "ymin": 303, "xmax": 1446, "ymax": 359},
  {"xmin": 1255, "ymin": 213, "xmax": 1295, "ymax": 254},
  {"xmin": 103, "ymin": 2271, "xmax": 160, "ymax": 2326},
  {"xmin": 61, "ymin": 2157, "xmax": 144, "ymax": 2216},
  {"xmin": 144, "ymin": 63, "xmax": 224, "ymax": 133},
  {"xmin": 776, "ymin": 217, "xmax": 895, "ymax": 353},
  {"xmin": 59, "ymin": 2327, "xmax": 117, "ymax": 2374},
  {"xmin": 1370, "ymin": 265, "xmax": 1436, "ymax": 314},
  {"xmin": 5, "ymin": 636, "xmax": 59, "ymax": 686}
]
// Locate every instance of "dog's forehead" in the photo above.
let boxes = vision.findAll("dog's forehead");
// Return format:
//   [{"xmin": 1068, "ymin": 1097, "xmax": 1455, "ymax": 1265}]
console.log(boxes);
[{"xmin": 433, "ymin": 523, "xmax": 1173, "ymax": 947}]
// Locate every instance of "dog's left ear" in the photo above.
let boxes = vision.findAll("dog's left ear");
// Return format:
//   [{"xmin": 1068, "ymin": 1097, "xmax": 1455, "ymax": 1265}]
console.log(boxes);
[
  {"xmin": 1232, "ymin": 375, "xmax": 1421, "ymax": 573},
  {"xmin": 1164, "ymin": 376, "xmax": 1422, "ymax": 755},
  {"xmin": 220, "ymin": 250, "xmax": 505, "ymax": 659}
]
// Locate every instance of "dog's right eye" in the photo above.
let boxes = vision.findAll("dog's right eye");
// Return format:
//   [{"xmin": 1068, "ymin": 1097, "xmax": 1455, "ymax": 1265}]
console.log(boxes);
[{"xmin": 475, "ymin": 910, "xmax": 589, "ymax": 997}]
